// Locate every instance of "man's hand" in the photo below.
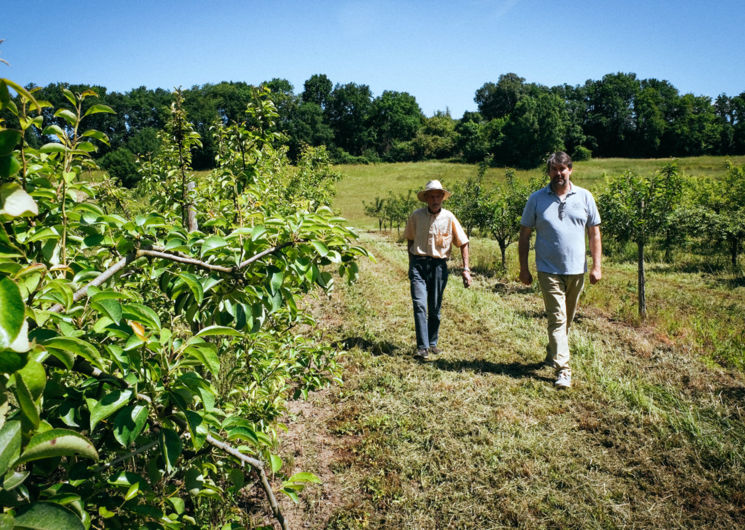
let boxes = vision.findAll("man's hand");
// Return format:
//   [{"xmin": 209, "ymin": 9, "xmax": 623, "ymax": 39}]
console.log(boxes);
[
  {"xmin": 462, "ymin": 269, "xmax": 472, "ymax": 288},
  {"xmin": 589, "ymin": 267, "xmax": 602, "ymax": 284},
  {"xmin": 519, "ymin": 269, "xmax": 533, "ymax": 286}
]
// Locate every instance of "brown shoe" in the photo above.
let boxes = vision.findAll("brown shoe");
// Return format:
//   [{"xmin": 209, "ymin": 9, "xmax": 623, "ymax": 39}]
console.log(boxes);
[
  {"xmin": 414, "ymin": 348, "xmax": 429, "ymax": 360},
  {"xmin": 429, "ymin": 346, "xmax": 442, "ymax": 355}
]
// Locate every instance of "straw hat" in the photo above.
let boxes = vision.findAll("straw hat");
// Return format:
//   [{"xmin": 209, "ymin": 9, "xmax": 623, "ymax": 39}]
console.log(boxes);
[{"xmin": 417, "ymin": 180, "xmax": 452, "ymax": 202}]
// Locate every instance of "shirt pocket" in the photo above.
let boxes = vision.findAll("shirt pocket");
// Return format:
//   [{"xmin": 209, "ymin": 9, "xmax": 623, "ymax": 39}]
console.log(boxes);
[{"xmin": 435, "ymin": 231, "xmax": 452, "ymax": 250}]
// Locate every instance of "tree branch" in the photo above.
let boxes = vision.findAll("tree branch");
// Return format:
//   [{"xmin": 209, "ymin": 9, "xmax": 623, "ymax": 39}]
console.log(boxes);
[
  {"xmin": 205, "ymin": 433, "xmax": 287, "ymax": 530},
  {"xmin": 46, "ymin": 240, "xmax": 303, "ymax": 314}
]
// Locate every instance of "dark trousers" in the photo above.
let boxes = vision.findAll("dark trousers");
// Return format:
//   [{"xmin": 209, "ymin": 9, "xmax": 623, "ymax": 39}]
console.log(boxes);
[{"xmin": 409, "ymin": 255, "xmax": 448, "ymax": 350}]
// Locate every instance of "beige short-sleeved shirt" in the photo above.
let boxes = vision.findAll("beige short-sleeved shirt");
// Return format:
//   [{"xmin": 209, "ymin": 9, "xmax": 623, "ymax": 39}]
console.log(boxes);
[{"xmin": 403, "ymin": 207, "xmax": 468, "ymax": 259}]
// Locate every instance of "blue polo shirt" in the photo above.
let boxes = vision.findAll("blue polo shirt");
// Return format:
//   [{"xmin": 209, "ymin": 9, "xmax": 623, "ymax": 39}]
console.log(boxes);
[{"xmin": 520, "ymin": 183, "xmax": 601, "ymax": 275}]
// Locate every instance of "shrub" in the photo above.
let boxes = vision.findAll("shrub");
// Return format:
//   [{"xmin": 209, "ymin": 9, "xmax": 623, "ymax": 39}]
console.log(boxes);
[{"xmin": 572, "ymin": 145, "xmax": 592, "ymax": 161}]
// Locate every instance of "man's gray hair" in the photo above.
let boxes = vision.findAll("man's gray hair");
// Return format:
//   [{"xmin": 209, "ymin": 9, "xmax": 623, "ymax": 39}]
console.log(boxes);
[{"xmin": 546, "ymin": 151, "xmax": 573, "ymax": 173}]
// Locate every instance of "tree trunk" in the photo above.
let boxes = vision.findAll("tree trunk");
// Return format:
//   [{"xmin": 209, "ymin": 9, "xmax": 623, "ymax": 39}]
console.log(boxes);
[
  {"xmin": 499, "ymin": 240, "xmax": 507, "ymax": 271},
  {"xmin": 186, "ymin": 180, "xmax": 198, "ymax": 232},
  {"xmin": 638, "ymin": 240, "xmax": 646, "ymax": 319},
  {"xmin": 731, "ymin": 238, "xmax": 739, "ymax": 268}
]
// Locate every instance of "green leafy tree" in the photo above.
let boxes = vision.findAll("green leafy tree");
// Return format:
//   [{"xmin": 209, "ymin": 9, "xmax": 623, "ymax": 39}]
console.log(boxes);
[
  {"xmin": 499, "ymin": 90, "xmax": 567, "ymax": 168},
  {"xmin": 301, "ymin": 74, "xmax": 333, "ymax": 109},
  {"xmin": 325, "ymin": 82, "xmax": 374, "ymax": 155},
  {"xmin": 680, "ymin": 162, "xmax": 745, "ymax": 267},
  {"xmin": 597, "ymin": 163, "xmax": 683, "ymax": 318},
  {"xmin": 480, "ymin": 170, "xmax": 530, "ymax": 271},
  {"xmin": 0, "ymin": 73, "xmax": 369, "ymax": 529},
  {"xmin": 474, "ymin": 73, "xmax": 527, "ymax": 121},
  {"xmin": 369, "ymin": 90, "xmax": 423, "ymax": 155}
]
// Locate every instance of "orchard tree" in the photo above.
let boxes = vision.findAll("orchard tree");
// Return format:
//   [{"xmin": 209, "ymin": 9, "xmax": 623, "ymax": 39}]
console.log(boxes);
[
  {"xmin": 480, "ymin": 170, "xmax": 530, "ymax": 271},
  {"xmin": 0, "ymin": 74, "xmax": 368, "ymax": 529},
  {"xmin": 681, "ymin": 162, "xmax": 745, "ymax": 267},
  {"xmin": 598, "ymin": 164, "xmax": 683, "ymax": 318}
]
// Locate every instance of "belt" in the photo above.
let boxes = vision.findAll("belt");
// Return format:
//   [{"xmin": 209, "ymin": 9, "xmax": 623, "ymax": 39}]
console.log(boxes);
[{"xmin": 411, "ymin": 254, "xmax": 446, "ymax": 261}]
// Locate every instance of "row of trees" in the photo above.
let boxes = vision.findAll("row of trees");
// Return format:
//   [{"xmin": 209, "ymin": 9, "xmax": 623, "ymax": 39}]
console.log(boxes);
[
  {"xmin": 366, "ymin": 161, "xmax": 744, "ymax": 320},
  {"xmin": 3, "ymin": 72, "xmax": 744, "ymax": 183},
  {"xmin": 0, "ymin": 71, "xmax": 368, "ymax": 527}
]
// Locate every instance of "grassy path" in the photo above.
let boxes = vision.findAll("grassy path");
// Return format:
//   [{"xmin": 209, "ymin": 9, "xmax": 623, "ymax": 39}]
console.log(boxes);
[{"xmin": 279, "ymin": 232, "xmax": 745, "ymax": 528}]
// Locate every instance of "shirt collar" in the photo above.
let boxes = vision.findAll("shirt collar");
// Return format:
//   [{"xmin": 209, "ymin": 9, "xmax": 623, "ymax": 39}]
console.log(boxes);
[{"xmin": 546, "ymin": 182, "xmax": 575, "ymax": 197}]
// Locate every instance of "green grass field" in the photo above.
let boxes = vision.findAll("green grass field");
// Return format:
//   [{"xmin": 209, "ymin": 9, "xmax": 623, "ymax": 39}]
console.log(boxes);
[{"xmin": 334, "ymin": 155, "xmax": 745, "ymax": 229}]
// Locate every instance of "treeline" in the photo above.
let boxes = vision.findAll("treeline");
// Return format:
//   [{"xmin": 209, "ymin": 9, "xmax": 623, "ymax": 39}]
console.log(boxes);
[{"xmin": 4, "ymin": 72, "xmax": 745, "ymax": 183}]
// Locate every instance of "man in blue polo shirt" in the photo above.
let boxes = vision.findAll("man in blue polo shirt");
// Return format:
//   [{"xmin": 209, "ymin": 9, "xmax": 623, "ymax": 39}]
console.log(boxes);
[{"xmin": 518, "ymin": 152, "xmax": 602, "ymax": 388}]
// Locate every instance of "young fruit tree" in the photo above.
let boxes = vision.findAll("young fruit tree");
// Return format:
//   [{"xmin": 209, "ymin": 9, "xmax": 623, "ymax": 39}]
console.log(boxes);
[
  {"xmin": 0, "ymin": 77, "xmax": 368, "ymax": 529},
  {"xmin": 597, "ymin": 164, "xmax": 683, "ymax": 318}
]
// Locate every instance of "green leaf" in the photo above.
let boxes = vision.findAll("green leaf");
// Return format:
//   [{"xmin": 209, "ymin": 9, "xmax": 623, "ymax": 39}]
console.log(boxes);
[
  {"xmin": 41, "ymin": 124, "xmax": 65, "ymax": 138},
  {"xmin": 14, "ymin": 371, "xmax": 40, "ymax": 429},
  {"xmin": 15, "ymin": 429, "xmax": 98, "ymax": 465},
  {"xmin": 193, "ymin": 325, "xmax": 244, "ymax": 339},
  {"xmin": 92, "ymin": 298, "xmax": 122, "ymax": 325},
  {"xmin": 0, "ymin": 153, "xmax": 22, "ymax": 178},
  {"xmin": 184, "ymin": 342, "xmax": 220, "ymax": 376},
  {"xmin": 185, "ymin": 410, "xmax": 207, "ymax": 450},
  {"xmin": 54, "ymin": 108, "xmax": 77, "ymax": 126},
  {"xmin": 122, "ymin": 303, "xmax": 161, "ymax": 331},
  {"xmin": 270, "ymin": 454, "xmax": 282, "ymax": 474},
  {"xmin": 0, "ymin": 277, "xmax": 25, "ymax": 349},
  {"xmin": 159, "ymin": 428, "xmax": 182, "ymax": 473},
  {"xmin": 81, "ymin": 129, "xmax": 108, "ymax": 143},
  {"xmin": 0, "ymin": 129, "xmax": 21, "ymax": 157},
  {"xmin": 86, "ymin": 389, "xmax": 133, "ymax": 431},
  {"xmin": 3, "ymin": 469, "xmax": 29, "ymax": 490},
  {"xmin": 0, "ymin": 350, "xmax": 27, "ymax": 373},
  {"xmin": 286, "ymin": 471, "xmax": 321, "ymax": 484},
  {"xmin": 83, "ymin": 104, "xmax": 115, "ymax": 118},
  {"xmin": 12, "ymin": 502, "xmax": 85, "ymax": 530},
  {"xmin": 16, "ymin": 359, "xmax": 45, "ymax": 400},
  {"xmin": 177, "ymin": 272, "xmax": 203, "ymax": 304},
  {"xmin": 167, "ymin": 496, "xmax": 185, "ymax": 515},
  {"xmin": 40, "ymin": 142, "xmax": 67, "ymax": 154},
  {"xmin": 43, "ymin": 336, "xmax": 103, "ymax": 368},
  {"xmin": 200, "ymin": 235, "xmax": 228, "ymax": 257},
  {"xmin": 270, "ymin": 270, "xmax": 284, "ymax": 294},
  {"xmin": 311, "ymin": 240, "xmax": 329, "ymax": 257},
  {"xmin": 0, "ymin": 420, "xmax": 21, "ymax": 476},
  {"xmin": 113, "ymin": 404, "xmax": 149, "ymax": 447}
]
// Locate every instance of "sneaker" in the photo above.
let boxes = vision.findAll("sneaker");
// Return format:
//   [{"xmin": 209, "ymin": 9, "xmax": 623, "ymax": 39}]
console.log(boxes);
[
  {"xmin": 414, "ymin": 348, "xmax": 429, "ymax": 360},
  {"xmin": 429, "ymin": 346, "xmax": 442, "ymax": 355},
  {"xmin": 554, "ymin": 371, "xmax": 572, "ymax": 389}
]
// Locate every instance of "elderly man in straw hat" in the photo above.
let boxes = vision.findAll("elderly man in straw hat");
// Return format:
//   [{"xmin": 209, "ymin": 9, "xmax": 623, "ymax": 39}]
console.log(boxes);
[{"xmin": 403, "ymin": 180, "xmax": 472, "ymax": 360}]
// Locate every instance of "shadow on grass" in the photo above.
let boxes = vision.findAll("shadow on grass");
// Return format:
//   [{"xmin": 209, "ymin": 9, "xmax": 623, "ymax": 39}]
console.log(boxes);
[
  {"xmin": 336, "ymin": 336, "xmax": 399, "ymax": 356},
  {"xmin": 431, "ymin": 358, "xmax": 553, "ymax": 382},
  {"xmin": 719, "ymin": 385, "xmax": 745, "ymax": 404},
  {"xmin": 492, "ymin": 281, "xmax": 535, "ymax": 295},
  {"xmin": 715, "ymin": 275, "xmax": 745, "ymax": 288}
]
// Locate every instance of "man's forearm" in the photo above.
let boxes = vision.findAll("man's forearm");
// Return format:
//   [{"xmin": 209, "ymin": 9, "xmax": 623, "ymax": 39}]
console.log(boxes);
[
  {"xmin": 588, "ymin": 226, "xmax": 602, "ymax": 269},
  {"xmin": 518, "ymin": 227, "xmax": 531, "ymax": 271},
  {"xmin": 461, "ymin": 243, "xmax": 470, "ymax": 269}
]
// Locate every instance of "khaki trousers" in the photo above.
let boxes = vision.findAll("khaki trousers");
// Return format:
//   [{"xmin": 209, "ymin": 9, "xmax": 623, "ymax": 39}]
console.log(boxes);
[{"xmin": 538, "ymin": 272, "xmax": 585, "ymax": 375}]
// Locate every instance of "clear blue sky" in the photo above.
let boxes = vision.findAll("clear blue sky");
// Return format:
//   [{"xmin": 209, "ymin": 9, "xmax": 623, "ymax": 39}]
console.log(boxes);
[{"xmin": 2, "ymin": 0, "xmax": 744, "ymax": 118}]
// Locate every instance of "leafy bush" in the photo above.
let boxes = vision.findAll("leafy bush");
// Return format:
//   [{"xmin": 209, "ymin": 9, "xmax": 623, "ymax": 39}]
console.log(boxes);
[{"xmin": 572, "ymin": 145, "xmax": 592, "ymax": 161}]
